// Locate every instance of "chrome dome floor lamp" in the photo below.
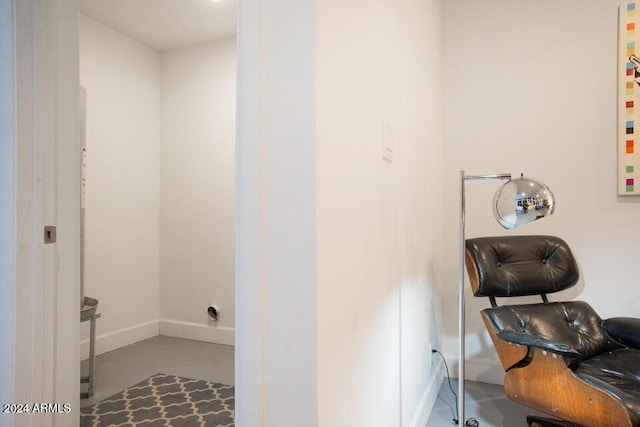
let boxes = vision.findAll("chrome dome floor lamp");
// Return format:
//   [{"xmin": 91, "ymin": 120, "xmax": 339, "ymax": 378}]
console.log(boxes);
[{"xmin": 457, "ymin": 171, "xmax": 556, "ymax": 426}]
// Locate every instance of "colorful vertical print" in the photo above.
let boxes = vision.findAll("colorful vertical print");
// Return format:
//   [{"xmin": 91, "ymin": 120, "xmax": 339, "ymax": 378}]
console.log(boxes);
[{"xmin": 619, "ymin": 2, "xmax": 640, "ymax": 194}]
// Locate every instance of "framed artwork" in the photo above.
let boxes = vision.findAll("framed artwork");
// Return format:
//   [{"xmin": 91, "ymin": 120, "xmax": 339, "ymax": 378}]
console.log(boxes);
[{"xmin": 620, "ymin": 2, "xmax": 640, "ymax": 195}]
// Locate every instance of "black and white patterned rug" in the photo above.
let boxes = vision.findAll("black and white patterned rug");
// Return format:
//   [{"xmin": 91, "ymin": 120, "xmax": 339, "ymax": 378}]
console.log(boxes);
[{"xmin": 80, "ymin": 373, "xmax": 234, "ymax": 426}]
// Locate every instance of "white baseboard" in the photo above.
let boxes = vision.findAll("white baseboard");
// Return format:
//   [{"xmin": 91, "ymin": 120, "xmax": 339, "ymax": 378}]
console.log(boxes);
[
  {"xmin": 159, "ymin": 319, "xmax": 235, "ymax": 346},
  {"xmin": 409, "ymin": 356, "xmax": 446, "ymax": 427},
  {"xmin": 81, "ymin": 319, "xmax": 159, "ymax": 360}
]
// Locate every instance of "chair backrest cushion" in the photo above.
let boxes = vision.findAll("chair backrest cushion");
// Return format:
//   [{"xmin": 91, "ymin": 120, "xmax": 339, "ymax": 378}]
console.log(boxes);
[
  {"xmin": 484, "ymin": 301, "xmax": 620, "ymax": 360},
  {"xmin": 465, "ymin": 235, "xmax": 579, "ymax": 298}
]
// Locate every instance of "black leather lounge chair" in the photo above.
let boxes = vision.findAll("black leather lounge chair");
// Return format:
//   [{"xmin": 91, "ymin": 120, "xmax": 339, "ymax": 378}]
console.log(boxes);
[{"xmin": 464, "ymin": 235, "xmax": 640, "ymax": 427}]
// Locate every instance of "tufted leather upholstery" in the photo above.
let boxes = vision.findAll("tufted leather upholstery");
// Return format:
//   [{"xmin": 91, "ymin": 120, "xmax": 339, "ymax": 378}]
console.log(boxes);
[
  {"xmin": 483, "ymin": 301, "xmax": 620, "ymax": 361},
  {"xmin": 465, "ymin": 235, "xmax": 640, "ymax": 427},
  {"xmin": 577, "ymin": 349, "xmax": 640, "ymax": 426},
  {"xmin": 604, "ymin": 318, "xmax": 640, "ymax": 350},
  {"xmin": 465, "ymin": 235, "xmax": 579, "ymax": 297}
]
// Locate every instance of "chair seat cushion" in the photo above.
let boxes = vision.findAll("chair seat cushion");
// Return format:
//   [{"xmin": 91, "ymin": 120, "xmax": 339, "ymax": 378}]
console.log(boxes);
[
  {"xmin": 483, "ymin": 301, "xmax": 620, "ymax": 360},
  {"xmin": 576, "ymin": 348, "xmax": 640, "ymax": 425}
]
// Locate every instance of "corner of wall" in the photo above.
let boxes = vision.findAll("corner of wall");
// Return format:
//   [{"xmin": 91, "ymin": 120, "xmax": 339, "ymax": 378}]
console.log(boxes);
[{"xmin": 409, "ymin": 354, "xmax": 446, "ymax": 427}]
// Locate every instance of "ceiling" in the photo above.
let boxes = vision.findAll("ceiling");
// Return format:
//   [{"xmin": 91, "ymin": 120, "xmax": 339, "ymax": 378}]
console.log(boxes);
[{"xmin": 79, "ymin": 0, "xmax": 237, "ymax": 52}]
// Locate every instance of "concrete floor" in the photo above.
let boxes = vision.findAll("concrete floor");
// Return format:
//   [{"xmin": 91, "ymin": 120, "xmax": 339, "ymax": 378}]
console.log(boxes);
[
  {"xmin": 80, "ymin": 335, "xmax": 234, "ymax": 408},
  {"xmin": 427, "ymin": 377, "xmax": 546, "ymax": 427},
  {"xmin": 82, "ymin": 336, "xmax": 544, "ymax": 426}
]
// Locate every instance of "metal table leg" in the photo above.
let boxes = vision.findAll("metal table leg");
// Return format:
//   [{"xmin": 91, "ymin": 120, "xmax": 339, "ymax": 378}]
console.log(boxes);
[{"xmin": 81, "ymin": 312, "xmax": 100, "ymax": 399}]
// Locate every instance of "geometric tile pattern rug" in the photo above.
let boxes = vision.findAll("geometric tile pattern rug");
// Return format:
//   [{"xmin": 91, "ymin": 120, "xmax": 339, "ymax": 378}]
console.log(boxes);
[{"xmin": 80, "ymin": 373, "xmax": 234, "ymax": 427}]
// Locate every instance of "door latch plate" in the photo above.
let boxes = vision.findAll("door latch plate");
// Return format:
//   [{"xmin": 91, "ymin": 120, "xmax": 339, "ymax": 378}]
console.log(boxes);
[{"xmin": 44, "ymin": 226, "xmax": 57, "ymax": 244}]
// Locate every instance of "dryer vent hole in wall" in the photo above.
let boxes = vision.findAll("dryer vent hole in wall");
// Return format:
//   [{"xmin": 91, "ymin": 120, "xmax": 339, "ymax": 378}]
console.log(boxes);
[{"xmin": 207, "ymin": 306, "xmax": 220, "ymax": 322}]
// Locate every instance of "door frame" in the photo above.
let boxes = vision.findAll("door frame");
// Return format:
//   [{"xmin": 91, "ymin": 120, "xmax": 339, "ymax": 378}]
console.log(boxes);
[
  {"xmin": 5, "ymin": 0, "xmax": 81, "ymax": 425},
  {"xmin": 7, "ymin": 1, "xmax": 284, "ymax": 426}
]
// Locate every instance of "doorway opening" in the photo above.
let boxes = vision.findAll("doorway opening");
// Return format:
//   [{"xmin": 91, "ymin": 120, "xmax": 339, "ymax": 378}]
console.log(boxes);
[{"xmin": 77, "ymin": 0, "xmax": 237, "ymax": 413}]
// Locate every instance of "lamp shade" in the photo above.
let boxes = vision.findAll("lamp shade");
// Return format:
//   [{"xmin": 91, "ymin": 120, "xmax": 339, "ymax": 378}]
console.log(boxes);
[{"xmin": 492, "ymin": 175, "xmax": 555, "ymax": 229}]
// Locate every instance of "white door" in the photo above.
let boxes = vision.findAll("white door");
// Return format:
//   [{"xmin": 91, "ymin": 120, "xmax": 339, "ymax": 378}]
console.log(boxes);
[{"xmin": 4, "ymin": 1, "xmax": 81, "ymax": 426}]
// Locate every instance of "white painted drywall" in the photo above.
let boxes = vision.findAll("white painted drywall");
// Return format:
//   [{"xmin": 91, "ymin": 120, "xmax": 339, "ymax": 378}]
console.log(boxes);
[
  {"xmin": 235, "ymin": 0, "xmax": 318, "ymax": 424},
  {"xmin": 159, "ymin": 38, "xmax": 236, "ymax": 344},
  {"xmin": 236, "ymin": 0, "xmax": 444, "ymax": 424},
  {"xmin": 315, "ymin": 0, "xmax": 444, "ymax": 425},
  {"xmin": 442, "ymin": 0, "xmax": 640, "ymax": 384},
  {"xmin": 79, "ymin": 14, "xmax": 161, "ymax": 355},
  {"xmin": 235, "ymin": 0, "xmax": 266, "ymax": 424}
]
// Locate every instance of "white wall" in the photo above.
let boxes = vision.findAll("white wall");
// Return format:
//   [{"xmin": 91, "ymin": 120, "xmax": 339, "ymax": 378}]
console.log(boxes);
[
  {"xmin": 443, "ymin": 0, "xmax": 640, "ymax": 384},
  {"xmin": 79, "ymin": 14, "xmax": 161, "ymax": 356},
  {"xmin": 235, "ymin": 0, "xmax": 319, "ymax": 424},
  {"xmin": 159, "ymin": 38, "xmax": 236, "ymax": 345},
  {"xmin": 316, "ymin": 0, "xmax": 444, "ymax": 425},
  {"xmin": 236, "ymin": 0, "xmax": 444, "ymax": 424},
  {"xmin": 80, "ymin": 16, "xmax": 237, "ymax": 355}
]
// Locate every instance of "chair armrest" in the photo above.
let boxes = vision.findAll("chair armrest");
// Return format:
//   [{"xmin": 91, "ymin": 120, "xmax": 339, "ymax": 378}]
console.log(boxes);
[
  {"xmin": 496, "ymin": 329, "xmax": 582, "ymax": 359},
  {"xmin": 603, "ymin": 317, "xmax": 640, "ymax": 349}
]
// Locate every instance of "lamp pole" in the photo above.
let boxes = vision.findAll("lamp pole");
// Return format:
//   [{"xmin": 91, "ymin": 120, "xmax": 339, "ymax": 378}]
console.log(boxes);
[{"xmin": 458, "ymin": 171, "xmax": 511, "ymax": 425}]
